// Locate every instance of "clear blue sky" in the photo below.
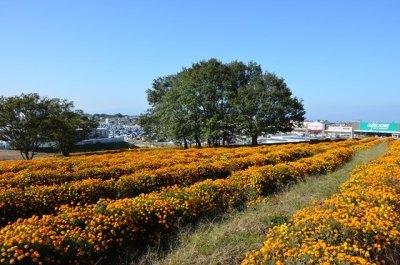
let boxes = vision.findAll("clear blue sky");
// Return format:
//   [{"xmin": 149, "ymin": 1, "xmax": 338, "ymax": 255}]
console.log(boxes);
[{"xmin": 1, "ymin": 0, "xmax": 399, "ymax": 121}]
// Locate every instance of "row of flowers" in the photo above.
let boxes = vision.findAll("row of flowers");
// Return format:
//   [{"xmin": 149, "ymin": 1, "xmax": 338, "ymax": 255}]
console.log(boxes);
[
  {"xmin": 0, "ymin": 140, "xmax": 379, "ymax": 264},
  {"xmin": 0, "ymin": 141, "xmax": 284, "ymax": 175},
  {"xmin": 0, "ymin": 143, "xmax": 296, "ymax": 181},
  {"xmin": 242, "ymin": 141, "xmax": 399, "ymax": 265},
  {"xmin": 0, "ymin": 139, "xmax": 373, "ymax": 189},
  {"xmin": 0, "ymin": 143, "xmax": 332, "ymax": 226}
]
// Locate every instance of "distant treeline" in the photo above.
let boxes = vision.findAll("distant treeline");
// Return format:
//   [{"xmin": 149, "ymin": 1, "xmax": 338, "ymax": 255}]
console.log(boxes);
[{"xmin": 139, "ymin": 58, "xmax": 305, "ymax": 147}]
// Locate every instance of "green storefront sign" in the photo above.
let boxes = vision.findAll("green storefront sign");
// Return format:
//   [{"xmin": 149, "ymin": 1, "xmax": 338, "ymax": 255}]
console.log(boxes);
[{"xmin": 359, "ymin": 122, "xmax": 400, "ymax": 133}]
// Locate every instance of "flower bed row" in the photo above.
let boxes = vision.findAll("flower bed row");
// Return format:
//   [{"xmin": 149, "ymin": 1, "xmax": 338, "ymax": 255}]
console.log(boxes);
[
  {"xmin": 0, "ymin": 140, "xmax": 378, "ymax": 264},
  {"xmin": 0, "ymin": 145, "xmax": 310, "ymax": 188},
  {"xmin": 242, "ymin": 141, "xmax": 399, "ymax": 265},
  {"xmin": 0, "ymin": 141, "xmax": 282, "ymax": 175}
]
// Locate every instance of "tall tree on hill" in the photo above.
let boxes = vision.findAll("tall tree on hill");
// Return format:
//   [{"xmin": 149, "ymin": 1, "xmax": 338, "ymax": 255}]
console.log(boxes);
[{"xmin": 234, "ymin": 73, "xmax": 305, "ymax": 145}]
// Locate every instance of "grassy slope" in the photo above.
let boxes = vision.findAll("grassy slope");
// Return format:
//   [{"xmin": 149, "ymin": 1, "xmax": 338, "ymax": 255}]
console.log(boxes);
[{"xmin": 122, "ymin": 142, "xmax": 388, "ymax": 265}]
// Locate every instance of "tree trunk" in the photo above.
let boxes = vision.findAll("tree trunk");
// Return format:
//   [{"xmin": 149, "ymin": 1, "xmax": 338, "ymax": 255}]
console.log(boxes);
[
  {"xmin": 195, "ymin": 138, "xmax": 202, "ymax": 148},
  {"xmin": 222, "ymin": 135, "xmax": 230, "ymax": 146},
  {"xmin": 19, "ymin": 150, "xmax": 26, "ymax": 160},
  {"xmin": 212, "ymin": 138, "xmax": 219, "ymax": 147},
  {"xmin": 61, "ymin": 149, "xmax": 70, "ymax": 157},
  {"xmin": 183, "ymin": 138, "xmax": 188, "ymax": 149},
  {"xmin": 251, "ymin": 135, "xmax": 258, "ymax": 145},
  {"xmin": 24, "ymin": 151, "xmax": 34, "ymax": 160}
]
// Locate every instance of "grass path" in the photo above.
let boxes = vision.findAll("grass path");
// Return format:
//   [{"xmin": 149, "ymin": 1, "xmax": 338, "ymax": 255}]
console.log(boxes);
[{"xmin": 124, "ymin": 142, "xmax": 388, "ymax": 265}]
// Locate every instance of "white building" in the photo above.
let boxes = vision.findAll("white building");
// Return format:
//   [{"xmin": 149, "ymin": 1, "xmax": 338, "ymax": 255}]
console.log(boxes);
[
  {"xmin": 325, "ymin": 125, "xmax": 354, "ymax": 138},
  {"xmin": 305, "ymin": 122, "xmax": 326, "ymax": 134}
]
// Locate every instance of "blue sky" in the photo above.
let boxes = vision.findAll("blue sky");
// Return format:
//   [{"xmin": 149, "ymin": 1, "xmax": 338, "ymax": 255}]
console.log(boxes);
[{"xmin": 1, "ymin": 1, "xmax": 399, "ymax": 121}]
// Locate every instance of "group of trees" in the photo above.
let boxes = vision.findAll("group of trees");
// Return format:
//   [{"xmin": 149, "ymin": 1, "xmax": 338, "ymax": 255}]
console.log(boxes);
[
  {"xmin": 1, "ymin": 59, "xmax": 305, "ymax": 158},
  {"xmin": 0, "ymin": 93, "xmax": 97, "ymax": 159},
  {"xmin": 139, "ymin": 59, "xmax": 305, "ymax": 147}
]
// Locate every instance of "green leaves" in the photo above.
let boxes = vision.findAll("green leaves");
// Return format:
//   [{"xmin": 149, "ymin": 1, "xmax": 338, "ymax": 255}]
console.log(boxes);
[
  {"xmin": 234, "ymin": 72, "xmax": 305, "ymax": 144},
  {"xmin": 0, "ymin": 93, "xmax": 52, "ymax": 159},
  {"xmin": 48, "ymin": 105, "xmax": 98, "ymax": 156}
]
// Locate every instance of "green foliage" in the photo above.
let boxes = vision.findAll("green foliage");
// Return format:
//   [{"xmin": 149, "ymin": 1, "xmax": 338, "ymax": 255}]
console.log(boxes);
[
  {"xmin": 235, "ymin": 72, "xmax": 305, "ymax": 145},
  {"xmin": 0, "ymin": 93, "xmax": 97, "ymax": 159},
  {"xmin": 47, "ymin": 101, "xmax": 98, "ymax": 156},
  {"xmin": 269, "ymin": 215, "xmax": 289, "ymax": 226},
  {"xmin": 139, "ymin": 75, "xmax": 176, "ymax": 142},
  {"xmin": 140, "ymin": 59, "xmax": 305, "ymax": 147},
  {"xmin": 0, "ymin": 93, "xmax": 54, "ymax": 159}
]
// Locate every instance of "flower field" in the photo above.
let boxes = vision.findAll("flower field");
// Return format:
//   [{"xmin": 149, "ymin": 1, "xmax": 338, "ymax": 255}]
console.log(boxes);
[
  {"xmin": 0, "ymin": 140, "xmax": 374, "ymax": 227},
  {"xmin": 0, "ymin": 140, "xmax": 363, "ymax": 188},
  {"xmin": 242, "ymin": 140, "xmax": 400, "ymax": 265},
  {"xmin": 0, "ymin": 138, "xmax": 380, "ymax": 264}
]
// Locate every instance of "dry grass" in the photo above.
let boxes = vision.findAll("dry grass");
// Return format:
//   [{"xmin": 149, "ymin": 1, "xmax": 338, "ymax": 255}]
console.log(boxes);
[
  {"xmin": 0, "ymin": 150, "xmax": 52, "ymax": 161},
  {"xmin": 118, "ymin": 142, "xmax": 388, "ymax": 265}
]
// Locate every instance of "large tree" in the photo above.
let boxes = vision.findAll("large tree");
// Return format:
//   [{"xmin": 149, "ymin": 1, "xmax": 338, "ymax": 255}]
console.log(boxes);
[
  {"xmin": 140, "ymin": 59, "xmax": 305, "ymax": 148},
  {"xmin": 227, "ymin": 61, "xmax": 263, "ymax": 144},
  {"xmin": 0, "ymin": 93, "xmax": 97, "ymax": 159},
  {"xmin": 168, "ymin": 68, "xmax": 204, "ymax": 148},
  {"xmin": 0, "ymin": 94, "xmax": 51, "ymax": 159},
  {"xmin": 234, "ymin": 73, "xmax": 305, "ymax": 145},
  {"xmin": 164, "ymin": 58, "xmax": 243, "ymax": 147},
  {"xmin": 47, "ymin": 100, "xmax": 97, "ymax": 156},
  {"xmin": 191, "ymin": 59, "xmax": 233, "ymax": 147},
  {"xmin": 139, "ymin": 75, "xmax": 175, "ymax": 141}
]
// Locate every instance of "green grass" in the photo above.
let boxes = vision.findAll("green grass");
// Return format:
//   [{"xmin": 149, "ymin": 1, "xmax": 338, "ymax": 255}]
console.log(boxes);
[{"xmin": 120, "ymin": 142, "xmax": 388, "ymax": 265}]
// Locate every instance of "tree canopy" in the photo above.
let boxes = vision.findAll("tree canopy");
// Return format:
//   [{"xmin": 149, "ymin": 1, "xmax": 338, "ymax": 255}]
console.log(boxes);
[
  {"xmin": 46, "ymin": 100, "xmax": 98, "ymax": 156},
  {"xmin": 140, "ymin": 59, "xmax": 305, "ymax": 147}
]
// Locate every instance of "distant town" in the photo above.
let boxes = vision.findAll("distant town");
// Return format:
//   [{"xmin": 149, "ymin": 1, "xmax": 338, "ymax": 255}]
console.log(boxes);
[{"xmin": 89, "ymin": 113, "xmax": 143, "ymax": 141}]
